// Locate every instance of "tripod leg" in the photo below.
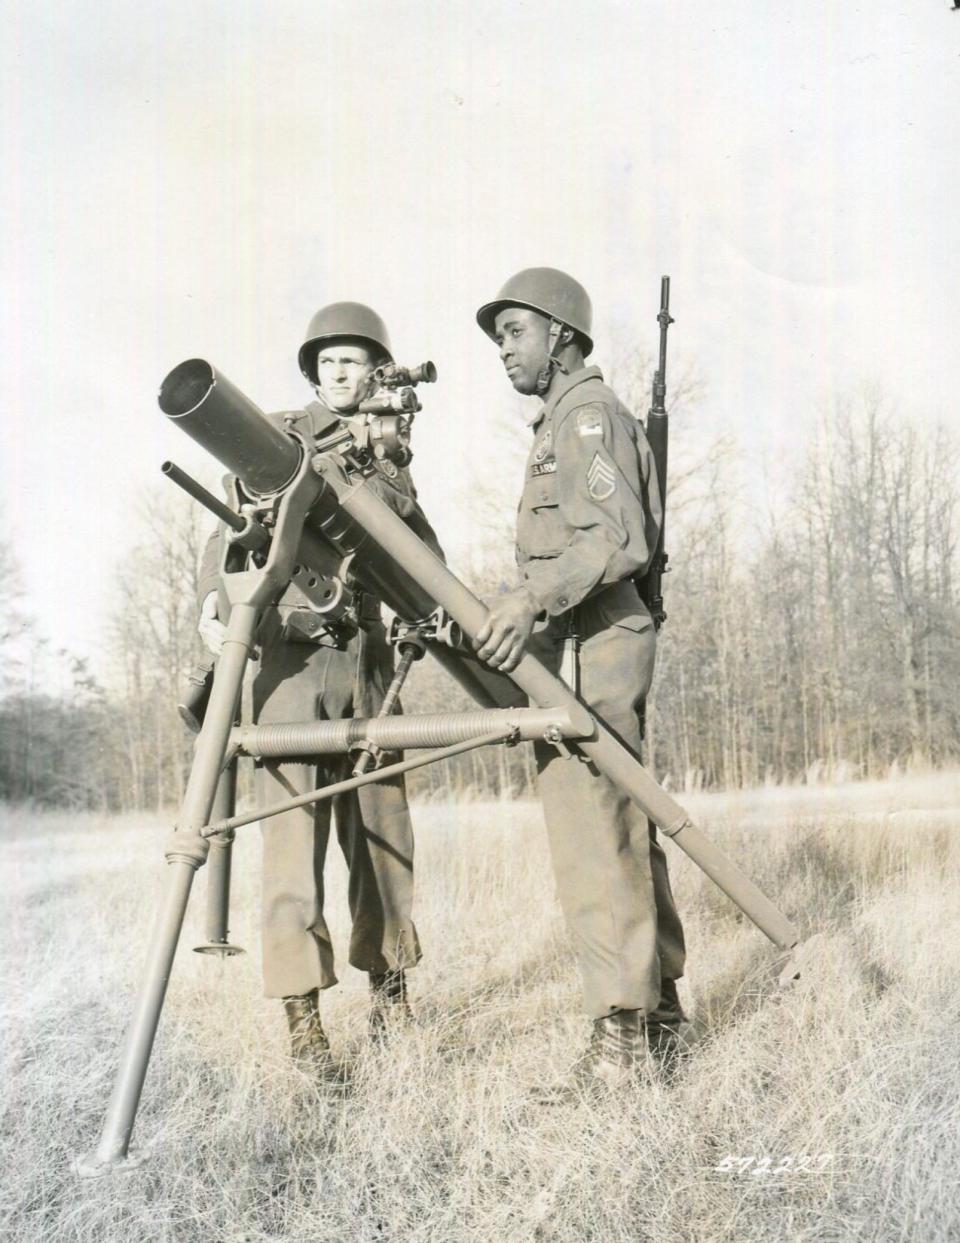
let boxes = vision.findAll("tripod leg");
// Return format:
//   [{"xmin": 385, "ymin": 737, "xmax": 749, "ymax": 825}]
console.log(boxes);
[
  {"xmin": 76, "ymin": 606, "xmax": 257, "ymax": 1177},
  {"xmin": 75, "ymin": 861, "xmax": 197, "ymax": 1176},
  {"xmin": 194, "ymin": 762, "xmax": 244, "ymax": 956}
]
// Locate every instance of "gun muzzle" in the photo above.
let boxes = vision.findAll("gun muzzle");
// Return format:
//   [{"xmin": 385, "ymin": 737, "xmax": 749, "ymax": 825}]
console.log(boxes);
[{"xmin": 159, "ymin": 359, "xmax": 302, "ymax": 497}]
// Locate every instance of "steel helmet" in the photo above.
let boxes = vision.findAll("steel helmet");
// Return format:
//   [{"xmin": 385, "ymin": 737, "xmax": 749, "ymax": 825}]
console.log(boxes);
[
  {"xmin": 298, "ymin": 302, "xmax": 393, "ymax": 384},
  {"xmin": 476, "ymin": 267, "xmax": 593, "ymax": 355}
]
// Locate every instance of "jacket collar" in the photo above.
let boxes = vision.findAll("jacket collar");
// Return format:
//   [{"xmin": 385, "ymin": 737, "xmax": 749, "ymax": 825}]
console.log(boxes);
[
  {"xmin": 303, "ymin": 398, "xmax": 344, "ymax": 436},
  {"xmin": 529, "ymin": 365, "xmax": 603, "ymax": 429}
]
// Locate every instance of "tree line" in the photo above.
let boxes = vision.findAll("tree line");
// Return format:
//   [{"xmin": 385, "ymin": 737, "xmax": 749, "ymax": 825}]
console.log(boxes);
[
  {"xmin": 0, "ymin": 492, "xmax": 204, "ymax": 812},
  {"xmin": 1, "ymin": 376, "xmax": 957, "ymax": 811},
  {"xmin": 647, "ymin": 389, "xmax": 959, "ymax": 790}
]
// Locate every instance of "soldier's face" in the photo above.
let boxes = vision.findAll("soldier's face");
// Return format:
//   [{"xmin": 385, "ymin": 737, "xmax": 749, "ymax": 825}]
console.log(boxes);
[
  {"xmin": 493, "ymin": 307, "xmax": 551, "ymax": 396},
  {"xmin": 314, "ymin": 342, "xmax": 375, "ymax": 411}
]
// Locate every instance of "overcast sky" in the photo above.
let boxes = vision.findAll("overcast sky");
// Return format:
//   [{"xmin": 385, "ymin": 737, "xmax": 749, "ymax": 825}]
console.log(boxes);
[{"xmin": 2, "ymin": 1, "xmax": 958, "ymax": 672}]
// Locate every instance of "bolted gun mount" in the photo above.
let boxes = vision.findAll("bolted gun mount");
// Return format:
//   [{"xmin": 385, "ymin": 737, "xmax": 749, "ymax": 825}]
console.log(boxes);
[{"xmin": 76, "ymin": 358, "xmax": 805, "ymax": 1178}]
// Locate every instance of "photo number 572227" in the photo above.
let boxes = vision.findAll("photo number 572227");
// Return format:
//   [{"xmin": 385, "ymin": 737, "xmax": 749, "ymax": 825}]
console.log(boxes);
[{"xmin": 712, "ymin": 1155, "xmax": 835, "ymax": 1177}]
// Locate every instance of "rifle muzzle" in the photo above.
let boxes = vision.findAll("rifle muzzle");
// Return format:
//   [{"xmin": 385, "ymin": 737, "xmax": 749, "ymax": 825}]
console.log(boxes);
[{"xmin": 158, "ymin": 359, "xmax": 302, "ymax": 497}]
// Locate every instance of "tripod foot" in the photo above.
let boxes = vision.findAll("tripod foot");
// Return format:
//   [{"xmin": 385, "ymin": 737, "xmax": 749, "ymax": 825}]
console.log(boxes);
[
  {"xmin": 193, "ymin": 940, "xmax": 245, "ymax": 957},
  {"xmin": 74, "ymin": 1146, "xmax": 150, "ymax": 1179},
  {"xmin": 776, "ymin": 932, "xmax": 826, "ymax": 987}
]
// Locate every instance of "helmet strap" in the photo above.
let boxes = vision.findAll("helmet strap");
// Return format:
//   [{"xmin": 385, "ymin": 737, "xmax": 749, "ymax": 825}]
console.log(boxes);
[{"xmin": 535, "ymin": 318, "xmax": 569, "ymax": 396}]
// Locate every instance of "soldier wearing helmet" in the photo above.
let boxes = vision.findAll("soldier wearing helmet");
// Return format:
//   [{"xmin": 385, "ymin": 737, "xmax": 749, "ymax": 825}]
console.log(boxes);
[
  {"xmin": 196, "ymin": 303, "xmax": 440, "ymax": 1083},
  {"xmin": 474, "ymin": 268, "xmax": 688, "ymax": 1094}
]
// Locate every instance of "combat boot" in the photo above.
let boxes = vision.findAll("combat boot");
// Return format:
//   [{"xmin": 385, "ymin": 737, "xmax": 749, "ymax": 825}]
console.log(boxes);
[
  {"xmin": 531, "ymin": 1009, "xmax": 659, "ymax": 1105},
  {"xmin": 368, "ymin": 969, "xmax": 413, "ymax": 1037},
  {"xmin": 645, "ymin": 979, "xmax": 696, "ymax": 1078},
  {"xmin": 282, "ymin": 991, "xmax": 350, "ymax": 1091}
]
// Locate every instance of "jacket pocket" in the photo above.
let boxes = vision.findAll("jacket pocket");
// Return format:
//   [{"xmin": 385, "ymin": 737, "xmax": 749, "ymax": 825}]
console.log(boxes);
[
  {"xmin": 590, "ymin": 581, "xmax": 654, "ymax": 633},
  {"xmin": 517, "ymin": 473, "xmax": 566, "ymax": 557},
  {"xmin": 527, "ymin": 470, "xmax": 559, "ymax": 509}
]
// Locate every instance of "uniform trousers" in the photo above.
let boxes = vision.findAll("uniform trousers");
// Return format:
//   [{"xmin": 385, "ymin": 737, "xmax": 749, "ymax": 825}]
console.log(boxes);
[
  {"xmin": 530, "ymin": 580, "xmax": 686, "ymax": 1020},
  {"xmin": 252, "ymin": 617, "xmax": 420, "ymax": 999}
]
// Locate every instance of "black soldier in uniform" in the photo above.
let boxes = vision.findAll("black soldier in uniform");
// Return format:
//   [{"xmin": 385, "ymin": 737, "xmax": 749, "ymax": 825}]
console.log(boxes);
[{"xmin": 474, "ymin": 269, "xmax": 688, "ymax": 1091}]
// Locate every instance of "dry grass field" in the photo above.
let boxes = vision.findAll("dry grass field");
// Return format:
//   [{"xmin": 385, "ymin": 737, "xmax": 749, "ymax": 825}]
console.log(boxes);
[{"xmin": 2, "ymin": 771, "xmax": 959, "ymax": 1243}]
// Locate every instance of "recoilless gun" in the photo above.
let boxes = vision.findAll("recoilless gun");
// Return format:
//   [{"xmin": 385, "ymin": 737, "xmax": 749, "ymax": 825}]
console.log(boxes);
[{"xmin": 77, "ymin": 318, "xmax": 806, "ymax": 1179}]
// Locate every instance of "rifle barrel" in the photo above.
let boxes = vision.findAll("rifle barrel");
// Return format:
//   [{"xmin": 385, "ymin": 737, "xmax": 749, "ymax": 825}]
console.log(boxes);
[
  {"xmin": 657, "ymin": 275, "xmax": 671, "ymax": 386},
  {"xmin": 640, "ymin": 275, "xmax": 673, "ymax": 630}
]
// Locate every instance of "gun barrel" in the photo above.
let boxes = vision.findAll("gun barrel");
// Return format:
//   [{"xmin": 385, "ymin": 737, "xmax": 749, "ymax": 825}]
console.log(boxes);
[
  {"xmin": 158, "ymin": 361, "xmax": 797, "ymax": 950},
  {"xmin": 641, "ymin": 275, "xmax": 673, "ymax": 628},
  {"xmin": 159, "ymin": 359, "xmax": 301, "ymax": 497},
  {"xmin": 162, "ymin": 461, "xmax": 245, "ymax": 532}
]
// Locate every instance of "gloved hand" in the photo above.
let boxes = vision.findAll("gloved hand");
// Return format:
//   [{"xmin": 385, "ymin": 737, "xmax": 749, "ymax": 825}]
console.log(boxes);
[{"xmin": 198, "ymin": 591, "xmax": 227, "ymax": 656}]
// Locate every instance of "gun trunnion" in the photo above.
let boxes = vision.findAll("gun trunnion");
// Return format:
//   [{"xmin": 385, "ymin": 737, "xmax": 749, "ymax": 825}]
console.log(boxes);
[{"xmin": 76, "ymin": 360, "xmax": 802, "ymax": 1177}]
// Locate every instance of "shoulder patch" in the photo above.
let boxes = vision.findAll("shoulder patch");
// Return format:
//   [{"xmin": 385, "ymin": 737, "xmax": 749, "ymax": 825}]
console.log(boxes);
[
  {"xmin": 575, "ymin": 405, "xmax": 605, "ymax": 437},
  {"xmin": 586, "ymin": 452, "xmax": 617, "ymax": 501}
]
